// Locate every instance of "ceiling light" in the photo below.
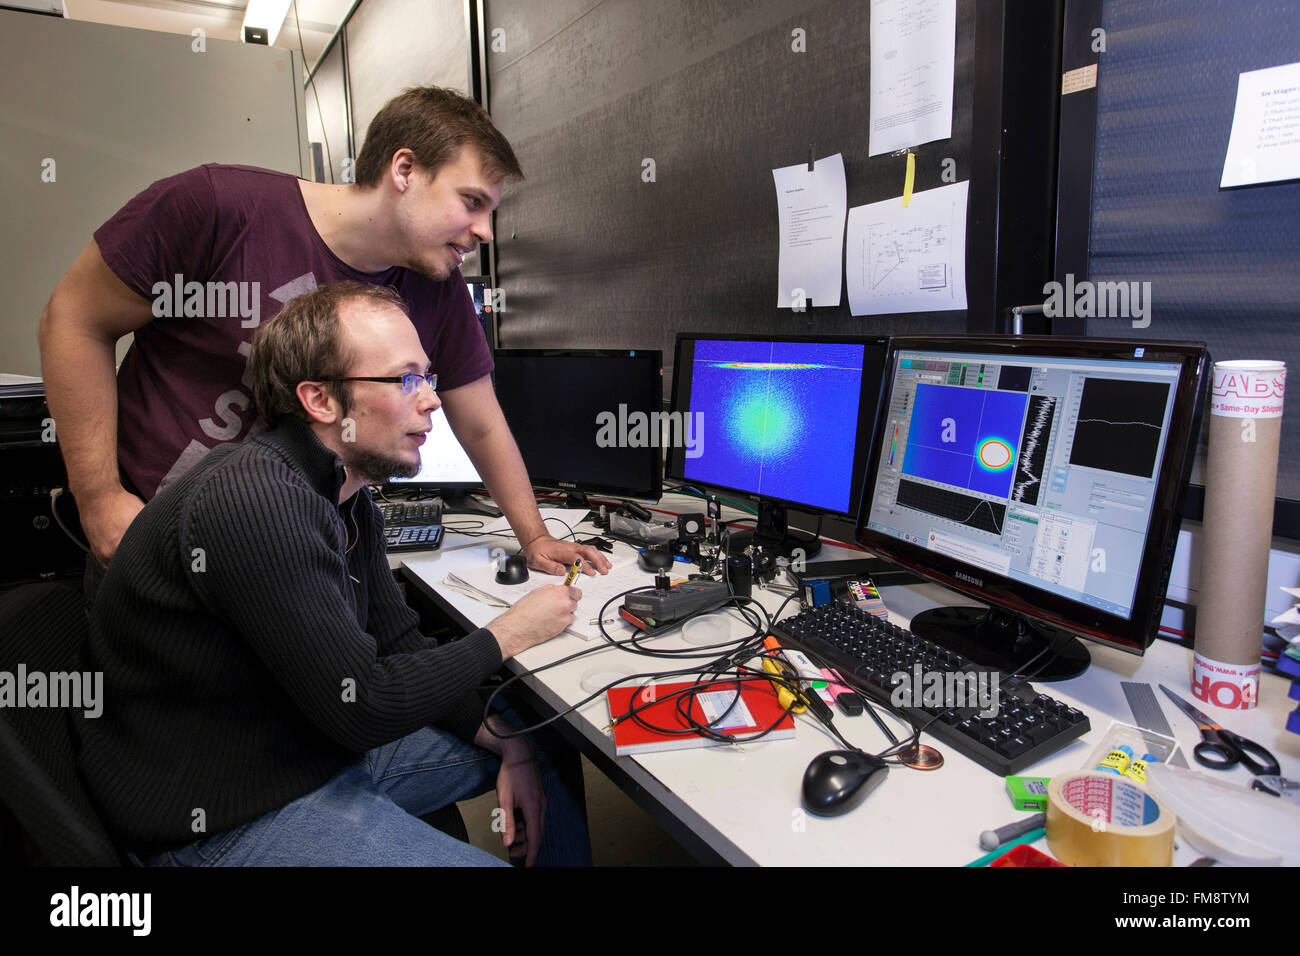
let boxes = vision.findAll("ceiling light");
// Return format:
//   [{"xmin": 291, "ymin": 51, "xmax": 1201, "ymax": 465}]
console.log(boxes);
[{"xmin": 242, "ymin": 0, "xmax": 292, "ymax": 46}]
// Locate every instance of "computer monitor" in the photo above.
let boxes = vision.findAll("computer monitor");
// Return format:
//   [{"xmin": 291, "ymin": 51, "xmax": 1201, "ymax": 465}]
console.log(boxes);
[
  {"xmin": 858, "ymin": 335, "xmax": 1210, "ymax": 679},
  {"xmin": 665, "ymin": 333, "xmax": 891, "ymax": 557},
  {"xmin": 493, "ymin": 349, "xmax": 663, "ymax": 502},
  {"xmin": 461, "ymin": 274, "xmax": 494, "ymax": 348},
  {"xmin": 385, "ymin": 277, "xmax": 491, "ymax": 506},
  {"xmin": 385, "ymin": 407, "xmax": 483, "ymax": 491}
]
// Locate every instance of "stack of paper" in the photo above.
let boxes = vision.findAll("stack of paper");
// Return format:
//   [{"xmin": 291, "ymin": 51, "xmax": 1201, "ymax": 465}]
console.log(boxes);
[
  {"xmin": 444, "ymin": 555, "xmax": 663, "ymax": 642},
  {"xmin": 0, "ymin": 373, "xmax": 44, "ymax": 398}
]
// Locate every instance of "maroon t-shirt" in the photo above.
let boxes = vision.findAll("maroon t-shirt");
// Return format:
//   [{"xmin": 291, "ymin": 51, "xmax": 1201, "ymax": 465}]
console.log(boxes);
[{"xmin": 94, "ymin": 164, "xmax": 493, "ymax": 499}]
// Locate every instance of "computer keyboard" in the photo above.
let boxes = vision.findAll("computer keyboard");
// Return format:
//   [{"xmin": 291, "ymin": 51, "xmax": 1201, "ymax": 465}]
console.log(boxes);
[
  {"xmin": 771, "ymin": 601, "xmax": 1090, "ymax": 776},
  {"xmin": 383, "ymin": 523, "xmax": 445, "ymax": 553},
  {"xmin": 377, "ymin": 501, "xmax": 445, "ymax": 553},
  {"xmin": 377, "ymin": 501, "xmax": 442, "ymax": 524}
]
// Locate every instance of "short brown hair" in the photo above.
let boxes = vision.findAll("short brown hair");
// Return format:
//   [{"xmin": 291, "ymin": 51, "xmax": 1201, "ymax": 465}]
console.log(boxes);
[
  {"xmin": 354, "ymin": 86, "xmax": 523, "ymax": 188},
  {"xmin": 250, "ymin": 281, "xmax": 410, "ymax": 426}
]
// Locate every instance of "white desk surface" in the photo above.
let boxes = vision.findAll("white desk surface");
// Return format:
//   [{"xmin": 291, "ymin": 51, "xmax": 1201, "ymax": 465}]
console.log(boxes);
[{"xmin": 397, "ymin": 500, "xmax": 1300, "ymax": 867}]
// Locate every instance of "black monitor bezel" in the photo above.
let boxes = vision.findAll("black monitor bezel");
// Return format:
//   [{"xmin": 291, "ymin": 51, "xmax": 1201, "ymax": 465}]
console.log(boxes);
[
  {"xmin": 856, "ymin": 334, "xmax": 1210, "ymax": 655},
  {"xmin": 492, "ymin": 348, "xmax": 664, "ymax": 501},
  {"xmin": 665, "ymin": 332, "xmax": 891, "ymax": 522}
]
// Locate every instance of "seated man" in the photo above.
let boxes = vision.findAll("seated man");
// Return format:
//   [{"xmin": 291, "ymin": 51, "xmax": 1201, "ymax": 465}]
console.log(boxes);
[{"xmin": 75, "ymin": 281, "xmax": 589, "ymax": 866}]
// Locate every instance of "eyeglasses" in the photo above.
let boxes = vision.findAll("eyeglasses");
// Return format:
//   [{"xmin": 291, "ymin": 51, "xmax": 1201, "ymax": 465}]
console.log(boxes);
[{"xmin": 325, "ymin": 373, "xmax": 438, "ymax": 395}]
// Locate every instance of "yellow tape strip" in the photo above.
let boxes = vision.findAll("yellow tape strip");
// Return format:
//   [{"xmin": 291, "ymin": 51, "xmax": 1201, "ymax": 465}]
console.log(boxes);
[{"xmin": 901, "ymin": 152, "xmax": 916, "ymax": 206}]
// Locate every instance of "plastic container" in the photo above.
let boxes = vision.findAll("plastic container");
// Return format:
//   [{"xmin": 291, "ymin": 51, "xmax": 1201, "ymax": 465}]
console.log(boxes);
[
  {"xmin": 1145, "ymin": 763, "xmax": 1300, "ymax": 866},
  {"xmin": 990, "ymin": 844, "xmax": 1064, "ymax": 867}
]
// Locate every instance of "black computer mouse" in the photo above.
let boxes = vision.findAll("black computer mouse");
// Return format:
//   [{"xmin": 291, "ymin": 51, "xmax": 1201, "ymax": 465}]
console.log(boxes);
[
  {"xmin": 637, "ymin": 549, "xmax": 675, "ymax": 573},
  {"xmin": 801, "ymin": 750, "xmax": 889, "ymax": 816},
  {"xmin": 495, "ymin": 554, "xmax": 530, "ymax": 585}
]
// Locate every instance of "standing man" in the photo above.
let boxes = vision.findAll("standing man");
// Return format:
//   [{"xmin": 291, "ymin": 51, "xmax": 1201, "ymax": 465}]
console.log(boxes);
[
  {"xmin": 77, "ymin": 281, "xmax": 590, "ymax": 865},
  {"xmin": 38, "ymin": 85, "xmax": 608, "ymax": 578}
]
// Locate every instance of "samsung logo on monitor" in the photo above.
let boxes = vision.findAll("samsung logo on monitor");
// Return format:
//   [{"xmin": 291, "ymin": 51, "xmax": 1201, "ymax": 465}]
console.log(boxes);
[{"xmin": 954, "ymin": 571, "xmax": 983, "ymax": 587}]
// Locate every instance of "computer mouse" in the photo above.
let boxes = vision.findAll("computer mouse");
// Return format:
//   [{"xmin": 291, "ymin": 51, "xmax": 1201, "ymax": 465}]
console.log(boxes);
[
  {"xmin": 801, "ymin": 750, "xmax": 889, "ymax": 816},
  {"xmin": 637, "ymin": 549, "xmax": 675, "ymax": 573},
  {"xmin": 495, "ymin": 554, "xmax": 530, "ymax": 585}
]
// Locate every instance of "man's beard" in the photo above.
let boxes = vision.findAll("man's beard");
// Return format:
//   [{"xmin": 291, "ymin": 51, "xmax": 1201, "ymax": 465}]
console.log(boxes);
[
  {"xmin": 405, "ymin": 253, "xmax": 456, "ymax": 282},
  {"xmin": 348, "ymin": 448, "xmax": 420, "ymax": 483}
]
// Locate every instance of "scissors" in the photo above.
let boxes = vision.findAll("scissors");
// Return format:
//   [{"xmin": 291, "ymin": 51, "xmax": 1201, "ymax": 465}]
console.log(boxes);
[{"xmin": 1158, "ymin": 685, "xmax": 1281, "ymax": 776}]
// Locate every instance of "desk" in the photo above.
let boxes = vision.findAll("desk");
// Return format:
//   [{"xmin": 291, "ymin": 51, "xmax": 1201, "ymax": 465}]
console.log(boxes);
[{"xmin": 398, "ymin": 500, "xmax": 1300, "ymax": 866}]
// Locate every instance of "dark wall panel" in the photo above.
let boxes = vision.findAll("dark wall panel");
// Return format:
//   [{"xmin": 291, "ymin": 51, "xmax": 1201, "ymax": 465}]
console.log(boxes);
[
  {"xmin": 485, "ymin": 0, "xmax": 981, "ymax": 388},
  {"xmin": 1083, "ymin": 0, "xmax": 1300, "ymax": 501}
]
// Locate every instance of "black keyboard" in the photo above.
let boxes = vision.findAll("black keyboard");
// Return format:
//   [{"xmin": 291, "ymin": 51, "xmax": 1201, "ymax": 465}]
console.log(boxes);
[
  {"xmin": 378, "ymin": 501, "xmax": 442, "ymax": 524},
  {"xmin": 378, "ymin": 501, "xmax": 445, "ymax": 553},
  {"xmin": 383, "ymin": 523, "xmax": 445, "ymax": 553},
  {"xmin": 772, "ymin": 602, "xmax": 1090, "ymax": 776}
]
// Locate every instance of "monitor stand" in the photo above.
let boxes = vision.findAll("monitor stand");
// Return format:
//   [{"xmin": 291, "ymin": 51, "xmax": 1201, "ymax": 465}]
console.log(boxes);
[
  {"xmin": 438, "ymin": 489, "xmax": 502, "ymax": 518},
  {"xmin": 723, "ymin": 500, "xmax": 822, "ymax": 560},
  {"xmin": 907, "ymin": 605, "xmax": 1091, "ymax": 682}
]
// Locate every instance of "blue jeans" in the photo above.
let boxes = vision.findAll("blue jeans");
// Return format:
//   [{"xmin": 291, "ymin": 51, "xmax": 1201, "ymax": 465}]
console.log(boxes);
[{"xmin": 142, "ymin": 716, "xmax": 592, "ymax": 867}]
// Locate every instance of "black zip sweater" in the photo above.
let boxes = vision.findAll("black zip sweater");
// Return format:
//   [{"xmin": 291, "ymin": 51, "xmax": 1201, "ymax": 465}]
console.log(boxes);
[{"xmin": 75, "ymin": 416, "xmax": 502, "ymax": 852}]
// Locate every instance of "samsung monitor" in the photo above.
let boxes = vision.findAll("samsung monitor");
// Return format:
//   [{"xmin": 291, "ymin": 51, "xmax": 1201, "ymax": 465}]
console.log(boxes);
[
  {"xmin": 858, "ymin": 335, "xmax": 1210, "ymax": 679},
  {"xmin": 665, "ymin": 333, "xmax": 891, "ymax": 557},
  {"xmin": 492, "ymin": 349, "xmax": 663, "ymax": 502}
]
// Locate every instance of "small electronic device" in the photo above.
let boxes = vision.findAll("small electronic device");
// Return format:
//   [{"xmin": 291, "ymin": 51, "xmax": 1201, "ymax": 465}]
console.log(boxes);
[
  {"xmin": 723, "ymin": 554, "xmax": 752, "ymax": 598},
  {"xmin": 676, "ymin": 513, "xmax": 706, "ymax": 540},
  {"xmin": 636, "ymin": 548, "xmax": 675, "ymax": 572},
  {"xmin": 620, "ymin": 580, "xmax": 731, "ymax": 633},
  {"xmin": 802, "ymin": 750, "xmax": 890, "ymax": 816},
  {"xmin": 621, "ymin": 501, "xmax": 653, "ymax": 521},
  {"xmin": 495, "ymin": 554, "xmax": 530, "ymax": 586}
]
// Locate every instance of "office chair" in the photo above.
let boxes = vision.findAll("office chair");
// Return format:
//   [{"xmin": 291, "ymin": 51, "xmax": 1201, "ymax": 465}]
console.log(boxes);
[
  {"xmin": 0, "ymin": 581, "xmax": 122, "ymax": 866},
  {"xmin": 0, "ymin": 580, "xmax": 473, "ymax": 862}
]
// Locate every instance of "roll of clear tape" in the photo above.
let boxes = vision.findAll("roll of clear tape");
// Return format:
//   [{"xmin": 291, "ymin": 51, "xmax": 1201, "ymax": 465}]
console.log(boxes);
[{"xmin": 1045, "ymin": 771, "xmax": 1175, "ymax": 867}]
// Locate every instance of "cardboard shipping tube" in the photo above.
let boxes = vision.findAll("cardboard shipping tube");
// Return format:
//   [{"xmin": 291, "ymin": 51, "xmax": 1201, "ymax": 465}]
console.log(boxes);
[{"xmin": 1195, "ymin": 360, "xmax": 1286, "ymax": 711}]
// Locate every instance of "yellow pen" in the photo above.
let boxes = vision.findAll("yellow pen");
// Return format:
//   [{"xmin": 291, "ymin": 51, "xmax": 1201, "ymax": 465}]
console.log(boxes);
[
  {"xmin": 761, "ymin": 657, "xmax": 806, "ymax": 713},
  {"xmin": 562, "ymin": 558, "xmax": 582, "ymax": 586}
]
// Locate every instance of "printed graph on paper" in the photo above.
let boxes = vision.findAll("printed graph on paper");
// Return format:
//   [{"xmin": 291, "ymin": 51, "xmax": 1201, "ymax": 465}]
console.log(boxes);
[{"xmin": 869, "ymin": 223, "xmax": 952, "ymax": 293}]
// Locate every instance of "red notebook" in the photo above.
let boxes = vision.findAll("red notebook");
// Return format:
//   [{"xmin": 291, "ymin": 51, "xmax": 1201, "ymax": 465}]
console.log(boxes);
[{"xmin": 606, "ymin": 680, "xmax": 797, "ymax": 756}]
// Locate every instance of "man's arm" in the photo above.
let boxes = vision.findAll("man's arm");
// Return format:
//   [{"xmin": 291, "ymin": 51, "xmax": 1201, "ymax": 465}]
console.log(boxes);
[
  {"xmin": 38, "ymin": 240, "xmax": 156, "ymax": 566},
  {"xmin": 185, "ymin": 471, "xmax": 581, "ymax": 753},
  {"xmin": 438, "ymin": 375, "xmax": 611, "ymax": 575}
]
